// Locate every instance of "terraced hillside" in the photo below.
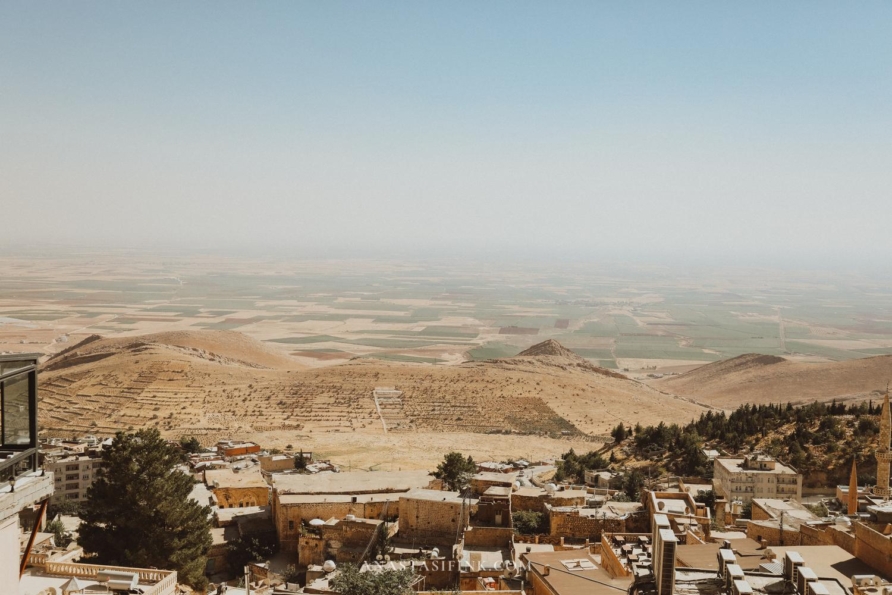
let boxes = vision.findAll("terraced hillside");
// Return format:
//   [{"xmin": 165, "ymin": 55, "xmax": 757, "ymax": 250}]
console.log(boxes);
[{"xmin": 37, "ymin": 331, "xmax": 707, "ymax": 468}]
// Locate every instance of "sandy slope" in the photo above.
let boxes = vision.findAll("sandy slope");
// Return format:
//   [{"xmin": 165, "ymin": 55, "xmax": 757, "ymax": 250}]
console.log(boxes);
[
  {"xmin": 654, "ymin": 353, "xmax": 892, "ymax": 409},
  {"xmin": 37, "ymin": 332, "xmax": 705, "ymax": 468}
]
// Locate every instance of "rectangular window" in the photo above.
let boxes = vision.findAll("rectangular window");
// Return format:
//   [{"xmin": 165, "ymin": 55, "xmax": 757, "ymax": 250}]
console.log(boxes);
[
  {"xmin": 66, "ymin": 473, "xmax": 79, "ymax": 481},
  {"xmin": 1, "ymin": 371, "xmax": 32, "ymax": 446},
  {"xmin": 289, "ymin": 520, "xmax": 295, "ymax": 530},
  {"xmin": 66, "ymin": 483, "xmax": 79, "ymax": 491},
  {"xmin": 66, "ymin": 465, "xmax": 79, "ymax": 472}
]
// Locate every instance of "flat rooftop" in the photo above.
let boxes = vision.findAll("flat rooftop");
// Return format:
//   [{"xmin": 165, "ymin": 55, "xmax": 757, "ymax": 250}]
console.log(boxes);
[
  {"xmin": 402, "ymin": 489, "xmax": 466, "ymax": 504},
  {"xmin": 674, "ymin": 570, "xmax": 847, "ymax": 595},
  {"xmin": 716, "ymin": 458, "xmax": 798, "ymax": 475},
  {"xmin": 462, "ymin": 546, "xmax": 511, "ymax": 570},
  {"xmin": 676, "ymin": 539, "xmax": 765, "ymax": 571},
  {"xmin": 483, "ymin": 486, "xmax": 512, "ymax": 498},
  {"xmin": 556, "ymin": 502, "xmax": 642, "ymax": 518},
  {"xmin": 753, "ymin": 498, "xmax": 816, "ymax": 519},
  {"xmin": 21, "ymin": 564, "xmax": 176, "ymax": 595},
  {"xmin": 513, "ymin": 486, "xmax": 547, "ymax": 497},
  {"xmin": 473, "ymin": 471, "xmax": 518, "ymax": 483},
  {"xmin": 278, "ymin": 492, "xmax": 404, "ymax": 505},
  {"xmin": 523, "ymin": 550, "xmax": 632, "ymax": 595},
  {"xmin": 772, "ymin": 545, "xmax": 889, "ymax": 587},
  {"xmin": 205, "ymin": 468, "xmax": 269, "ymax": 489},
  {"xmin": 652, "ymin": 493, "xmax": 698, "ymax": 516},
  {"xmin": 273, "ymin": 470, "xmax": 432, "ymax": 495}
]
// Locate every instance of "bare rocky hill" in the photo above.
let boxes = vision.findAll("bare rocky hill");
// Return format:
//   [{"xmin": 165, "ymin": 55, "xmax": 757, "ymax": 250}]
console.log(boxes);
[
  {"xmin": 655, "ymin": 353, "xmax": 892, "ymax": 409},
  {"xmin": 517, "ymin": 339, "xmax": 581, "ymax": 359}
]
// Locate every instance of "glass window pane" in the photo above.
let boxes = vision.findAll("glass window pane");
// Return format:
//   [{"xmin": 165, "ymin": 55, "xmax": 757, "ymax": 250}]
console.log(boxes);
[
  {"xmin": 0, "ymin": 360, "xmax": 32, "ymax": 376},
  {"xmin": 2, "ymin": 372, "xmax": 32, "ymax": 445}
]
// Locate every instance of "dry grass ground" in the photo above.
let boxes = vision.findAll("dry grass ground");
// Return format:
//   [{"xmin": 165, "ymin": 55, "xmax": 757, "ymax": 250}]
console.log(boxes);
[{"xmin": 653, "ymin": 353, "xmax": 892, "ymax": 409}]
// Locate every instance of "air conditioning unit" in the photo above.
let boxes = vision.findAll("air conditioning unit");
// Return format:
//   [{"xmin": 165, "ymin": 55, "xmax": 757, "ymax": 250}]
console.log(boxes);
[
  {"xmin": 808, "ymin": 582, "xmax": 830, "ymax": 595},
  {"xmin": 725, "ymin": 564, "xmax": 745, "ymax": 590},
  {"xmin": 733, "ymin": 579, "xmax": 754, "ymax": 595},
  {"xmin": 853, "ymin": 576, "xmax": 877, "ymax": 587},
  {"xmin": 797, "ymin": 567, "xmax": 818, "ymax": 595},
  {"xmin": 783, "ymin": 551, "xmax": 805, "ymax": 581},
  {"xmin": 718, "ymin": 548, "xmax": 737, "ymax": 576}
]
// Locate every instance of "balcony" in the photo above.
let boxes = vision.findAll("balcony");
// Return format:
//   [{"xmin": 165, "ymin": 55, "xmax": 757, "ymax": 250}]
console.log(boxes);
[{"xmin": 0, "ymin": 355, "xmax": 40, "ymax": 484}]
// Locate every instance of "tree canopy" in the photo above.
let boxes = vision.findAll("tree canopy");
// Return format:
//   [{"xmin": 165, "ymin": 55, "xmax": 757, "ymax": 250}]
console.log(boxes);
[
  {"xmin": 554, "ymin": 449, "xmax": 607, "ymax": 483},
  {"xmin": 329, "ymin": 563, "xmax": 416, "ymax": 595},
  {"xmin": 631, "ymin": 400, "xmax": 878, "ymax": 478},
  {"xmin": 512, "ymin": 510, "xmax": 546, "ymax": 535},
  {"xmin": 79, "ymin": 428, "xmax": 212, "ymax": 589},
  {"xmin": 433, "ymin": 451, "xmax": 476, "ymax": 492},
  {"xmin": 179, "ymin": 435, "xmax": 202, "ymax": 454}
]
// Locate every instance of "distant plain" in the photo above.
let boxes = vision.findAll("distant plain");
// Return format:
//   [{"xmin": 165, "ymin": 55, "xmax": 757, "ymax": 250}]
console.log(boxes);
[{"xmin": 3, "ymin": 252, "xmax": 892, "ymax": 378}]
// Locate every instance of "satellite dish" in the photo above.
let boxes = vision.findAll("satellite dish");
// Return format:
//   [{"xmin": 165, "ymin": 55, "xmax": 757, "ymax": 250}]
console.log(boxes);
[
  {"xmin": 322, "ymin": 560, "xmax": 337, "ymax": 573},
  {"xmin": 309, "ymin": 518, "xmax": 325, "ymax": 527}
]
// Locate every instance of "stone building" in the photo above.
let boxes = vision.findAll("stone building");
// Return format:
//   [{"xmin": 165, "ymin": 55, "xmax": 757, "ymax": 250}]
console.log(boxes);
[
  {"xmin": 511, "ymin": 486, "xmax": 586, "ymax": 514},
  {"xmin": 272, "ymin": 470, "xmax": 432, "ymax": 553},
  {"xmin": 546, "ymin": 501, "xmax": 646, "ymax": 542},
  {"xmin": 259, "ymin": 453, "xmax": 298, "ymax": 473},
  {"xmin": 217, "ymin": 440, "xmax": 261, "ymax": 458},
  {"xmin": 745, "ymin": 498, "xmax": 818, "ymax": 547},
  {"xmin": 645, "ymin": 490, "xmax": 711, "ymax": 539},
  {"xmin": 470, "ymin": 472, "xmax": 517, "ymax": 496},
  {"xmin": 474, "ymin": 486, "xmax": 512, "ymax": 528},
  {"xmin": 205, "ymin": 468, "xmax": 270, "ymax": 509},
  {"xmin": 398, "ymin": 489, "xmax": 474, "ymax": 548},
  {"xmin": 299, "ymin": 516, "xmax": 388, "ymax": 566}
]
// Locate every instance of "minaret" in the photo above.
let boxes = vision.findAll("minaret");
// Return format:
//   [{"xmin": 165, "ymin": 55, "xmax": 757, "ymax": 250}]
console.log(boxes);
[
  {"xmin": 874, "ymin": 392, "xmax": 892, "ymax": 499},
  {"xmin": 849, "ymin": 459, "xmax": 859, "ymax": 515}
]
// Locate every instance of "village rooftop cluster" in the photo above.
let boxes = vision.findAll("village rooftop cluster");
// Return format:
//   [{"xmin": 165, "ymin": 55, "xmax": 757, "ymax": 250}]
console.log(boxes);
[{"xmin": 7, "ymin": 356, "xmax": 892, "ymax": 595}]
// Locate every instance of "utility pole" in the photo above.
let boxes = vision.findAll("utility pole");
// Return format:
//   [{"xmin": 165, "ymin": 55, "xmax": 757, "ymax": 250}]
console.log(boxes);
[{"xmin": 779, "ymin": 511, "xmax": 784, "ymax": 546}]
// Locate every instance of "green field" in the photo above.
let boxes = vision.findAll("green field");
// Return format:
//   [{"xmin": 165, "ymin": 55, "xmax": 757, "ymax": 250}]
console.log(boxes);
[{"xmin": 5, "ymin": 255, "xmax": 892, "ymax": 368}]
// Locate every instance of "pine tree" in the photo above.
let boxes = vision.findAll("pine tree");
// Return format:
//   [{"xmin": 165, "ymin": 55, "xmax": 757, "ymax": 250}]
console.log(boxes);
[
  {"xmin": 433, "ymin": 452, "xmax": 477, "ymax": 492},
  {"xmin": 79, "ymin": 429, "xmax": 212, "ymax": 589},
  {"xmin": 611, "ymin": 423, "xmax": 627, "ymax": 443}
]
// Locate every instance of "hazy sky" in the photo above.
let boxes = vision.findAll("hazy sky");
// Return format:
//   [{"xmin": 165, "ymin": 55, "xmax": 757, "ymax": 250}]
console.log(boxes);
[{"xmin": 2, "ymin": 3, "xmax": 891, "ymax": 266}]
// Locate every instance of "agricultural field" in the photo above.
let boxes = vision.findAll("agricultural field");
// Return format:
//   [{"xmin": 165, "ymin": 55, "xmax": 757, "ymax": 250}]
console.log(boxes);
[{"xmin": 2, "ymin": 251, "xmax": 892, "ymax": 376}]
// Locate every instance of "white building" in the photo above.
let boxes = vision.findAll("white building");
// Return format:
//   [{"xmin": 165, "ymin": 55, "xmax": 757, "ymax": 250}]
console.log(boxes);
[
  {"xmin": 46, "ymin": 455, "xmax": 102, "ymax": 505},
  {"xmin": 713, "ymin": 454, "xmax": 802, "ymax": 503}
]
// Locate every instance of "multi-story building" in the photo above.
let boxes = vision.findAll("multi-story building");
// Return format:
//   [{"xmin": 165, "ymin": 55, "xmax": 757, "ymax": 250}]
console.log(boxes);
[
  {"xmin": 46, "ymin": 455, "xmax": 102, "ymax": 505},
  {"xmin": 713, "ymin": 454, "xmax": 802, "ymax": 503},
  {"xmin": 1, "ymin": 354, "xmax": 55, "ymax": 594}
]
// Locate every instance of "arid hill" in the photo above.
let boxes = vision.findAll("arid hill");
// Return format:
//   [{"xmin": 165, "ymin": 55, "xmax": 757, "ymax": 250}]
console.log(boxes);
[
  {"xmin": 37, "ymin": 333, "xmax": 705, "ymax": 468},
  {"xmin": 655, "ymin": 353, "xmax": 892, "ymax": 409},
  {"xmin": 517, "ymin": 339, "xmax": 581, "ymax": 359},
  {"xmin": 43, "ymin": 330, "xmax": 301, "ymax": 372}
]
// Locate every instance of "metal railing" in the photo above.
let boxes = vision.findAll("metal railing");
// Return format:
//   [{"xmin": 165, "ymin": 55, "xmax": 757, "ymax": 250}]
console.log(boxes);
[
  {"xmin": 0, "ymin": 447, "xmax": 39, "ymax": 482},
  {"xmin": 43, "ymin": 562, "xmax": 177, "ymax": 595}
]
